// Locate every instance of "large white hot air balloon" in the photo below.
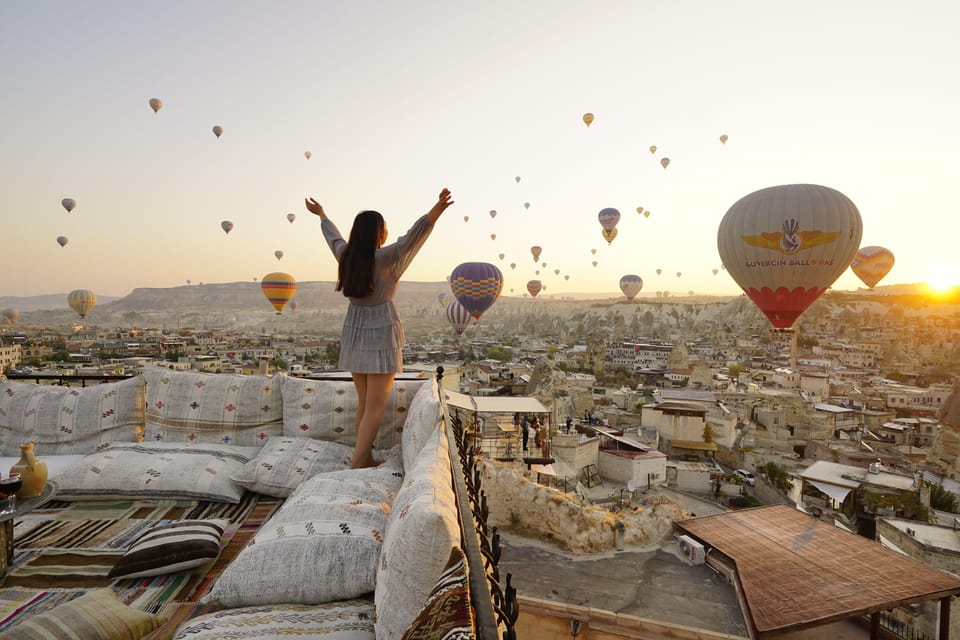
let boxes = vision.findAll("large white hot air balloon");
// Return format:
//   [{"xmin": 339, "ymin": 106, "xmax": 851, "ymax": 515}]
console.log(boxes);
[{"xmin": 717, "ymin": 184, "xmax": 863, "ymax": 329}]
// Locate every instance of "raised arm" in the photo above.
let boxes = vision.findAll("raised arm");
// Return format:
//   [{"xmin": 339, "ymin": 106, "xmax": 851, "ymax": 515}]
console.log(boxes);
[
  {"xmin": 426, "ymin": 188, "xmax": 454, "ymax": 224},
  {"xmin": 306, "ymin": 197, "xmax": 346, "ymax": 260},
  {"xmin": 304, "ymin": 197, "xmax": 328, "ymax": 221}
]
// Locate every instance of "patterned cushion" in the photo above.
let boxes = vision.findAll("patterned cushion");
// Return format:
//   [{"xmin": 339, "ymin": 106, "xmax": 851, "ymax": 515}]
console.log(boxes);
[
  {"xmin": 0, "ymin": 376, "xmax": 146, "ymax": 457},
  {"xmin": 108, "ymin": 519, "xmax": 228, "ymax": 579},
  {"xmin": 172, "ymin": 598, "xmax": 375, "ymax": 640},
  {"xmin": 142, "ymin": 367, "xmax": 283, "ymax": 446},
  {"xmin": 0, "ymin": 588, "xmax": 165, "ymax": 640},
  {"xmin": 52, "ymin": 442, "xmax": 259, "ymax": 503},
  {"xmin": 401, "ymin": 547, "xmax": 475, "ymax": 640},
  {"xmin": 376, "ymin": 427, "xmax": 461, "ymax": 639},
  {"xmin": 279, "ymin": 375, "xmax": 426, "ymax": 451},
  {"xmin": 401, "ymin": 378, "xmax": 441, "ymax": 473},
  {"xmin": 203, "ymin": 460, "xmax": 404, "ymax": 608},
  {"xmin": 229, "ymin": 436, "xmax": 352, "ymax": 498}
]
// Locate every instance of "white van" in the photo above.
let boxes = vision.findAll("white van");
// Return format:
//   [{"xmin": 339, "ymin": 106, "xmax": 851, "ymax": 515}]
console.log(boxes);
[{"xmin": 735, "ymin": 469, "xmax": 756, "ymax": 486}]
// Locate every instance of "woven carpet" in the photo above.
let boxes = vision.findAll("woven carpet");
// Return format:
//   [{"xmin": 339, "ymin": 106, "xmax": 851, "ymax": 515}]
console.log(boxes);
[{"xmin": 0, "ymin": 493, "xmax": 282, "ymax": 633}]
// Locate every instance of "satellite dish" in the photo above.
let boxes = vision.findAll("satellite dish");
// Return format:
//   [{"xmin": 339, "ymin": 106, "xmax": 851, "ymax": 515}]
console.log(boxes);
[{"xmin": 627, "ymin": 480, "xmax": 636, "ymax": 493}]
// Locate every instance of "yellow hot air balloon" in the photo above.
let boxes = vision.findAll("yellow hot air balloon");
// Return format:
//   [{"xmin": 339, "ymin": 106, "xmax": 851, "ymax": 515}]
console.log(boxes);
[
  {"xmin": 719, "ymin": 134, "xmax": 728, "ymax": 144},
  {"xmin": 643, "ymin": 210, "xmax": 651, "ymax": 218},
  {"xmin": 602, "ymin": 228, "xmax": 618, "ymax": 244},
  {"xmin": 583, "ymin": 113, "xmax": 594, "ymax": 127},
  {"xmin": 67, "ymin": 289, "xmax": 97, "ymax": 318},
  {"xmin": 649, "ymin": 145, "xmax": 657, "ymax": 154},
  {"xmin": 261, "ymin": 272, "xmax": 297, "ymax": 314},
  {"xmin": 851, "ymin": 246, "xmax": 895, "ymax": 289},
  {"xmin": 148, "ymin": 98, "xmax": 162, "ymax": 114},
  {"xmin": 212, "ymin": 125, "xmax": 224, "ymax": 138},
  {"xmin": 660, "ymin": 157, "xmax": 670, "ymax": 169}
]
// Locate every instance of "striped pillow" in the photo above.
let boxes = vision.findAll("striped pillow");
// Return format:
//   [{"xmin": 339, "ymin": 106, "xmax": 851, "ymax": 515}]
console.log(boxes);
[
  {"xmin": 108, "ymin": 519, "xmax": 227, "ymax": 580},
  {"xmin": 0, "ymin": 588, "xmax": 164, "ymax": 639}
]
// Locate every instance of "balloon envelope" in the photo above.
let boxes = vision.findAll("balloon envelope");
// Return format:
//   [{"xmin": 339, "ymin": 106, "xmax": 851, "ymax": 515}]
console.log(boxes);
[
  {"xmin": 221, "ymin": 220, "xmax": 234, "ymax": 234},
  {"xmin": 582, "ymin": 113, "xmax": 594, "ymax": 127},
  {"xmin": 602, "ymin": 228, "xmax": 618, "ymax": 244},
  {"xmin": 61, "ymin": 198, "xmax": 76, "ymax": 213},
  {"xmin": 2, "ymin": 308, "xmax": 19, "ymax": 323},
  {"xmin": 445, "ymin": 300, "xmax": 472, "ymax": 335},
  {"xmin": 649, "ymin": 145, "xmax": 657, "ymax": 154},
  {"xmin": 720, "ymin": 134, "xmax": 729, "ymax": 144},
  {"xmin": 212, "ymin": 125, "xmax": 224, "ymax": 138},
  {"xmin": 287, "ymin": 213, "xmax": 296, "ymax": 224},
  {"xmin": 148, "ymin": 98, "xmax": 162, "ymax": 113},
  {"xmin": 597, "ymin": 207, "xmax": 620, "ymax": 231},
  {"xmin": 530, "ymin": 246, "xmax": 542, "ymax": 261},
  {"xmin": 261, "ymin": 272, "xmax": 297, "ymax": 314},
  {"xmin": 619, "ymin": 275, "xmax": 643, "ymax": 300},
  {"xmin": 57, "ymin": 236, "xmax": 68, "ymax": 247},
  {"xmin": 660, "ymin": 158, "xmax": 670, "ymax": 169},
  {"xmin": 489, "ymin": 210, "xmax": 497, "ymax": 219},
  {"xmin": 526, "ymin": 280, "xmax": 542, "ymax": 298},
  {"xmin": 304, "ymin": 151, "xmax": 312, "ymax": 159},
  {"xmin": 274, "ymin": 250, "xmax": 284, "ymax": 260},
  {"xmin": 717, "ymin": 184, "xmax": 863, "ymax": 329},
  {"xmin": 851, "ymin": 246, "xmax": 895, "ymax": 288},
  {"xmin": 449, "ymin": 262, "xmax": 504, "ymax": 320},
  {"xmin": 67, "ymin": 289, "xmax": 96, "ymax": 318}
]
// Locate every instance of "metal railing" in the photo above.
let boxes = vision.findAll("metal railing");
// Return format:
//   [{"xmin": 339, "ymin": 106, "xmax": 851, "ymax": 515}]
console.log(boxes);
[{"xmin": 878, "ymin": 611, "xmax": 935, "ymax": 640}]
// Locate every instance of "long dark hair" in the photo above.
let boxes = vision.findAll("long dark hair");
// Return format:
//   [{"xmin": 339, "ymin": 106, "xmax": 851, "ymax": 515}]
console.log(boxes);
[{"xmin": 337, "ymin": 210, "xmax": 385, "ymax": 298}]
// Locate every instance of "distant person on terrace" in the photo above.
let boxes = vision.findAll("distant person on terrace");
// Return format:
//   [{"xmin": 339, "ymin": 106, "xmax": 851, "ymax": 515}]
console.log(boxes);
[{"xmin": 305, "ymin": 188, "xmax": 454, "ymax": 468}]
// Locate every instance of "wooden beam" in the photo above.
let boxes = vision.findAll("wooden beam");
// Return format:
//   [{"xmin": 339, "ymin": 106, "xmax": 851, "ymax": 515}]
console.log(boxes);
[
  {"xmin": 870, "ymin": 612, "xmax": 880, "ymax": 640},
  {"xmin": 940, "ymin": 596, "xmax": 951, "ymax": 640}
]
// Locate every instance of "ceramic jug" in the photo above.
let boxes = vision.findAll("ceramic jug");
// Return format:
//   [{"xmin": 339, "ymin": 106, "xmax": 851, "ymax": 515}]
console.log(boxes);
[{"xmin": 9, "ymin": 442, "xmax": 48, "ymax": 499}]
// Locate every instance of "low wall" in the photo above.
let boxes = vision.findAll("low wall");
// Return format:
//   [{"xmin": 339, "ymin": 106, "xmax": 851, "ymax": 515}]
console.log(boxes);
[{"xmin": 480, "ymin": 460, "xmax": 688, "ymax": 553}]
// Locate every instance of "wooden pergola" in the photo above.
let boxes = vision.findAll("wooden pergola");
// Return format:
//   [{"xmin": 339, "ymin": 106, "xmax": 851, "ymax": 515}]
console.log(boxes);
[{"xmin": 676, "ymin": 504, "xmax": 960, "ymax": 639}]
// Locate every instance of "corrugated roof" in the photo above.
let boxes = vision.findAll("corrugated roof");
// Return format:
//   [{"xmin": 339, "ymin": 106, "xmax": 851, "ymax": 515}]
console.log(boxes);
[
  {"xmin": 443, "ymin": 390, "xmax": 548, "ymax": 415},
  {"xmin": 676, "ymin": 505, "xmax": 960, "ymax": 636}
]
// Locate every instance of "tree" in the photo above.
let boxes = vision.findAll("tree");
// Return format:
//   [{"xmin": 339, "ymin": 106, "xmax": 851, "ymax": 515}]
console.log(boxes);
[
  {"xmin": 324, "ymin": 342, "xmax": 340, "ymax": 364},
  {"xmin": 703, "ymin": 424, "xmax": 714, "ymax": 444},
  {"xmin": 928, "ymin": 483, "xmax": 959, "ymax": 513}
]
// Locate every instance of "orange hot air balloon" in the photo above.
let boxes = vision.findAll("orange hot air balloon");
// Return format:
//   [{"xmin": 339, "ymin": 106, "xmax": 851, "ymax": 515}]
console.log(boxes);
[
  {"xmin": 527, "ymin": 280, "xmax": 542, "ymax": 298},
  {"xmin": 582, "ymin": 113, "xmax": 594, "ymax": 127},
  {"xmin": 851, "ymin": 246, "xmax": 895, "ymax": 289},
  {"xmin": 261, "ymin": 272, "xmax": 297, "ymax": 314},
  {"xmin": 717, "ymin": 184, "xmax": 863, "ymax": 329},
  {"xmin": 644, "ymin": 210, "xmax": 651, "ymax": 218},
  {"xmin": 531, "ymin": 246, "xmax": 542, "ymax": 261}
]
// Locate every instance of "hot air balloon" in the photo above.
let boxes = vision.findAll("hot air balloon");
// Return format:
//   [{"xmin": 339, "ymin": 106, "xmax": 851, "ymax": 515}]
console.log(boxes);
[
  {"xmin": 649, "ymin": 145, "xmax": 657, "ymax": 154},
  {"xmin": 656, "ymin": 268, "xmax": 662, "ymax": 276},
  {"xmin": 592, "ymin": 261, "xmax": 598, "ymax": 267},
  {"xmin": 221, "ymin": 220, "xmax": 234, "ymax": 234},
  {"xmin": 274, "ymin": 250, "xmax": 284, "ymax": 260},
  {"xmin": 490, "ymin": 234, "xmax": 496, "ymax": 241},
  {"xmin": 619, "ymin": 275, "xmax": 643, "ymax": 300},
  {"xmin": 304, "ymin": 151, "xmax": 312, "ymax": 159},
  {"xmin": 287, "ymin": 213, "xmax": 296, "ymax": 224},
  {"xmin": 288, "ymin": 300, "xmax": 299, "ymax": 312},
  {"xmin": 676, "ymin": 272, "xmax": 682, "ymax": 278},
  {"xmin": 148, "ymin": 98, "xmax": 162, "ymax": 113},
  {"xmin": 212, "ymin": 125, "xmax": 224, "ymax": 138},
  {"xmin": 660, "ymin": 158, "xmax": 670, "ymax": 169},
  {"xmin": 531, "ymin": 246, "xmax": 542, "ymax": 261},
  {"xmin": 498, "ymin": 253, "xmax": 505, "ymax": 260},
  {"xmin": 720, "ymin": 134, "xmax": 728, "ymax": 144},
  {"xmin": 449, "ymin": 262, "xmax": 504, "ymax": 320},
  {"xmin": 712, "ymin": 268, "xmax": 720, "ymax": 276},
  {"xmin": 583, "ymin": 113, "xmax": 594, "ymax": 127},
  {"xmin": 636, "ymin": 207, "xmax": 643, "ymax": 215},
  {"xmin": 541, "ymin": 262, "xmax": 547, "ymax": 268},
  {"xmin": 554, "ymin": 269, "xmax": 560, "ymax": 276},
  {"xmin": 597, "ymin": 207, "xmax": 620, "ymax": 232},
  {"xmin": 2, "ymin": 308, "xmax": 19, "ymax": 324},
  {"xmin": 61, "ymin": 198, "xmax": 76, "ymax": 213},
  {"xmin": 851, "ymin": 246, "xmax": 895, "ymax": 289},
  {"xmin": 56, "ymin": 236, "xmax": 68, "ymax": 247},
  {"xmin": 688, "ymin": 290, "xmax": 695, "ymax": 296},
  {"xmin": 261, "ymin": 272, "xmax": 297, "ymax": 314},
  {"xmin": 463, "ymin": 216, "xmax": 469, "ymax": 223},
  {"xmin": 515, "ymin": 176, "xmax": 521, "ymax": 183},
  {"xmin": 437, "ymin": 292, "xmax": 450, "ymax": 307},
  {"xmin": 602, "ymin": 228, "xmax": 618, "ymax": 244},
  {"xmin": 717, "ymin": 184, "xmax": 863, "ymax": 329},
  {"xmin": 535, "ymin": 270, "xmax": 540, "ymax": 276},
  {"xmin": 489, "ymin": 210, "xmax": 497, "ymax": 219},
  {"xmin": 564, "ymin": 275, "xmax": 570, "ymax": 281},
  {"xmin": 445, "ymin": 300, "xmax": 472, "ymax": 336},
  {"xmin": 526, "ymin": 280, "xmax": 542, "ymax": 298},
  {"xmin": 67, "ymin": 289, "xmax": 96, "ymax": 318},
  {"xmin": 509, "ymin": 262, "xmax": 516, "ymax": 270},
  {"xmin": 524, "ymin": 202, "xmax": 530, "ymax": 210},
  {"xmin": 591, "ymin": 248, "xmax": 597, "ymax": 255}
]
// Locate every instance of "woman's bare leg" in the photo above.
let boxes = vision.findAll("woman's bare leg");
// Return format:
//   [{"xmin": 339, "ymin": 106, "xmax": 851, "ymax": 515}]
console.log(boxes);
[
  {"xmin": 352, "ymin": 373, "xmax": 368, "ymax": 441},
  {"xmin": 351, "ymin": 372, "xmax": 395, "ymax": 468}
]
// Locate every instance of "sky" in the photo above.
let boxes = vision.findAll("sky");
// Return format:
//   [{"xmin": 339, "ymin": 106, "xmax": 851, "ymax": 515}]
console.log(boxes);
[{"xmin": 3, "ymin": 0, "xmax": 959, "ymax": 300}]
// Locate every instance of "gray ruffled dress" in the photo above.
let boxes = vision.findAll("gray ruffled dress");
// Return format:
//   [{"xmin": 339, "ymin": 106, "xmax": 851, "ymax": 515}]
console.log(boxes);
[{"xmin": 322, "ymin": 215, "xmax": 434, "ymax": 373}]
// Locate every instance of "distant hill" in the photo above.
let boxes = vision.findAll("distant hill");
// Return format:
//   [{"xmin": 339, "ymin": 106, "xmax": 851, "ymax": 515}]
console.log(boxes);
[{"xmin": 0, "ymin": 293, "xmax": 121, "ymax": 312}]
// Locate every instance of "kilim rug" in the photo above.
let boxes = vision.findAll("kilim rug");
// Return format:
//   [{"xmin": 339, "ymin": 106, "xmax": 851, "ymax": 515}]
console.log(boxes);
[{"xmin": 0, "ymin": 492, "xmax": 281, "ymax": 633}]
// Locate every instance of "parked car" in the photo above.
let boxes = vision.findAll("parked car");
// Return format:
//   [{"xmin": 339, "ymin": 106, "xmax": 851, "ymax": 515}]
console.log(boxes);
[{"xmin": 735, "ymin": 469, "xmax": 756, "ymax": 486}]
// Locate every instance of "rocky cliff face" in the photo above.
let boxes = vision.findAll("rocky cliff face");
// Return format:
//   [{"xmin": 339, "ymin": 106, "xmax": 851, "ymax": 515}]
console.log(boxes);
[{"xmin": 929, "ymin": 383, "xmax": 960, "ymax": 477}]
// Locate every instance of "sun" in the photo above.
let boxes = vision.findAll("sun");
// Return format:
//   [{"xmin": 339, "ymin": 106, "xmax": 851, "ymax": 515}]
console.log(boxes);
[{"xmin": 926, "ymin": 266, "xmax": 958, "ymax": 293}]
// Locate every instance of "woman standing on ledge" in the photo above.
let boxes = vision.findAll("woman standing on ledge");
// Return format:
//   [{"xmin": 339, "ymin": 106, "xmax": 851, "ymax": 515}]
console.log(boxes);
[{"xmin": 305, "ymin": 188, "xmax": 454, "ymax": 468}]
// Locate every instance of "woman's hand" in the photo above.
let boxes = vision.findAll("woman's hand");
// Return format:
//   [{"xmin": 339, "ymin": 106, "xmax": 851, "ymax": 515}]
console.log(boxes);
[
  {"xmin": 304, "ymin": 197, "xmax": 326, "ymax": 220},
  {"xmin": 427, "ymin": 188, "xmax": 454, "ymax": 223}
]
